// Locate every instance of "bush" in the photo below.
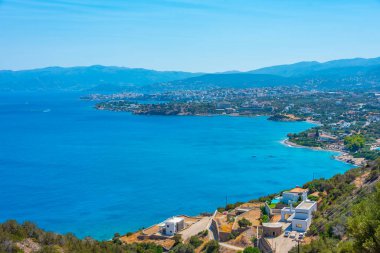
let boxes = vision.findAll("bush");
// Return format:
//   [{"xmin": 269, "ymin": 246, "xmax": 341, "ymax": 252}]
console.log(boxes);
[
  {"xmin": 197, "ymin": 230, "xmax": 208, "ymax": 238},
  {"xmin": 171, "ymin": 243, "xmax": 195, "ymax": 253},
  {"xmin": 203, "ymin": 240, "xmax": 219, "ymax": 253},
  {"xmin": 261, "ymin": 215, "xmax": 269, "ymax": 223},
  {"xmin": 189, "ymin": 236, "xmax": 203, "ymax": 248},
  {"xmin": 238, "ymin": 218, "xmax": 252, "ymax": 228},
  {"xmin": 308, "ymin": 195, "xmax": 319, "ymax": 201},
  {"xmin": 243, "ymin": 246, "xmax": 260, "ymax": 253},
  {"xmin": 344, "ymin": 134, "xmax": 365, "ymax": 152},
  {"xmin": 173, "ymin": 234, "xmax": 183, "ymax": 245}
]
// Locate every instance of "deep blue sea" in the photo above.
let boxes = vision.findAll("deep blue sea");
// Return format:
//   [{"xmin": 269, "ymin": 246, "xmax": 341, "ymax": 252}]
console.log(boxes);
[{"xmin": 0, "ymin": 92, "xmax": 352, "ymax": 239}]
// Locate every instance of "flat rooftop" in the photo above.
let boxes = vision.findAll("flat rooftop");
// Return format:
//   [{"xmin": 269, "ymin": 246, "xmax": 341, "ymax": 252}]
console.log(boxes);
[
  {"xmin": 262, "ymin": 222, "xmax": 282, "ymax": 228},
  {"xmin": 296, "ymin": 201, "xmax": 316, "ymax": 210},
  {"xmin": 166, "ymin": 217, "xmax": 184, "ymax": 223},
  {"xmin": 288, "ymin": 187, "xmax": 308, "ymax": 193}
]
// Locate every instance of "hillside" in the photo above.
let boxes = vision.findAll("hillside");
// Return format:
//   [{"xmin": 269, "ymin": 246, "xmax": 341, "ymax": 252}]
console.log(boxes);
[
  {"xmin": 250, "ymin": 57, "xmax": 380, "ymax": 77},
  {"xmin": 0, "ymin": 66, "xmax": 202, "ymax": 92},
  {"xmin": 152, "ymin": 57, "xmax": 380, "ymax": 90},
  {"xmin": 1, "ymin": 57, "xmax": 380, "ymax": 92},
  {"xmin": 1, "ymin": 159, "xmax": 379, "ymax": 253},
  {"xmin": 155, "ymin": 73, "xmax": 293, "ymax": 90}
]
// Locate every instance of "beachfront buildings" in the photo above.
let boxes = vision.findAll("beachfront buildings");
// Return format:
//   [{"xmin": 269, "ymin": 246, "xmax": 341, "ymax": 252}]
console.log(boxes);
[{"xmin": 162, "ymin": 217, "xmax": 185, "ymax": 236}]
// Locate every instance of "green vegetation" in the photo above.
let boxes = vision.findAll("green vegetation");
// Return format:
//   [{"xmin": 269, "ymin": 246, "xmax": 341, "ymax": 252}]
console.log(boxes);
[
  {"xmin": 243, "ymin": 246, "xmax": 261, "ymax": 253},
  {"xmin": 197, "ymin": 230, "xmax": 208, "ymax": 238},
  {"xmin": 290, "ymin": 158, "xmax": 380, "ymax": 253},
  {"xmin": 307, "ymin": 195, "xmax": 319, "ymax": 202},
  {"xmin": 344, "ymin": 134, "xmax": 365, "ymax": 152},
  {"xmin": 170, "ymin": 243, "xmax": 195, "ymax": 253},
  {"xmin": 188, "ymin": 235, "xmax": 203, "ymax": 249},
  {"xmin": 202, "ymin": 240, "xmax": 219, "ymax": 253},
  {"xmin": 261, "ymin": 215, "xmax": 269, "ymax": 223},
  {"xmin": 238, "ymin": 218, "xmax": 252, "ymax": 228},
  {"xmin": 217, "ymin": 202, "xmax": 244, "ymax": 213},
  {"xmin": 0, "ymin": 220, "xmax": 163, "ymax": 253},
  {"xmin": 348, "ymin": 183, "xmax": 380, "ymax": 252}
]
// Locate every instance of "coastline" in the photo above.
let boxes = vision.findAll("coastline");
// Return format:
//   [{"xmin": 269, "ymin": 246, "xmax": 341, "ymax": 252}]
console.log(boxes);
[{"xmin": 281, "ymin": 139, "xmax": 364, "ymax": 166}]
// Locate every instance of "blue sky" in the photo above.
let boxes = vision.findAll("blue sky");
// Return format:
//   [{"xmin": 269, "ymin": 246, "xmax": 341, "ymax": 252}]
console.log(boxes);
[{"xmin": 1, "ymin": 0, "xmax": 380, "ymax": 72}]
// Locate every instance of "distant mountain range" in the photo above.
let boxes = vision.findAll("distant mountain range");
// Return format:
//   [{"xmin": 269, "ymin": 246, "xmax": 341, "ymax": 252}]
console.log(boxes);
[
  {"xmin": 0, "ymin": 65, "xmax": 203, "ymax": 92},
  {"xmin": 1, "ymin": 57, "xmax": 380, "ymax": 92}
]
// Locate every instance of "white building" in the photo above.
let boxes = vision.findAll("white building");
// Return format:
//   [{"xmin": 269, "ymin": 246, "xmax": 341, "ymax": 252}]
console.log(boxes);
[
  {"xmin": 281, "ymin": 187, "xmax": 308, "ymax": 204},
  {"xmin": 281, "ymin": 201, "xmax": 317, "ymax": 232},
  {"xmin": 290, "ymin": 201, "xmax": 317, "ymax": 232},
  {"xmin": 163, "ymin": 217, "xmax": 185, "ymax": 236}
]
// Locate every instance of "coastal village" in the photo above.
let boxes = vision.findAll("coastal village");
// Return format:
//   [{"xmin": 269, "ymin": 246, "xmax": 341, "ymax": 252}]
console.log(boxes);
[
  {"xmin": 113, "ymin": 165, "xmax": 380, "ymax": 253},
  {"xmin": 87, "ymin": 88, "xmax": 380, "ymax": 166},
  {"xmin": 78, "ymin": 87, "xmax": 380, "ymax": 253},
  {"xmin": 115, "ymin": 186, "xmax": 321, "ymax": 253}
]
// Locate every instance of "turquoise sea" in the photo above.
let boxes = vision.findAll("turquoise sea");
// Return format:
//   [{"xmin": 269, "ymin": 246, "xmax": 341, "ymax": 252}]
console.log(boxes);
[{"xmin": 0, "ymin": 92, "xmax": 352, "ymax": 239}]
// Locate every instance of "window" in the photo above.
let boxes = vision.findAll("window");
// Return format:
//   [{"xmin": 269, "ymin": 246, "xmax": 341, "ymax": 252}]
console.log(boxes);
[{"xmin": 296, "ymin": 224, "xmax": 302, "ymax": 228}]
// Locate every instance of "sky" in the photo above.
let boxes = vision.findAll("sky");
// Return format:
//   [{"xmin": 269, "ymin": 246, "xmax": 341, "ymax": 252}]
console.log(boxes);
[{"xmin": 1, "ymin": 0, "xmax": 380, "ymax": 72}]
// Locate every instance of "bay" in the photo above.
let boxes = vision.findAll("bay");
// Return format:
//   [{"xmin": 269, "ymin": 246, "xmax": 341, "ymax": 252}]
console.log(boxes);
[{"xmin": 0, "ymin": 92, "xmax": 352, "ymax": 239}]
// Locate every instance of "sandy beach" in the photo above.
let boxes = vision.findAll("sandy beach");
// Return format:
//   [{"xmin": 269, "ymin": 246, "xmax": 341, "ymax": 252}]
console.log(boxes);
[{"xmin": 281, "ymin": 139, "xmax": 365, "ymax": 166}]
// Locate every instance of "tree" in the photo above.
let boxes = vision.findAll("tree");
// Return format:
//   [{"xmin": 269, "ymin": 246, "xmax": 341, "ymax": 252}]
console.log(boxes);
[
  {"xmin": 347, "ymin": 183, "xmax": 380, "ymax": 252},
  {"xmin": 203, "ymin": 240, "xmax": 219, "ymax": 253},
  {"xmin": 189, "ymin": 235, "xmax": 203, "ymax": 248},
  {"xmin": 344, "ymin": 135, "xmax": 365, "ymax": 152},
  {"xmin": 261, "ymin": 215, "xmax": 269, "ymax": 223},
  {"xmin": 171, "ymin": 243, "xmax": 195, "ymax": 253},
  {"xmin": 243, "ymin": 246, "xmax": 260, "ymax": 253},
  {"xmin": 238, "ymin": 218, "xmax": 252, "ymax": 228}
]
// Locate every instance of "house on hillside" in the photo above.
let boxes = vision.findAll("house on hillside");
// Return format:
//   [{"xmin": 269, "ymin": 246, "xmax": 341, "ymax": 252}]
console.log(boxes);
[
  {"xmin": 161, "ymin": 217, "xmax": 185, "ymax": 236},
  {"xmin": 280, "ymin": 201, "xmax": 317, "ymax": 232},
  {"xmin": 281, "ymin": 187, "xmax": 308, "ymax": 204},
  {"xmin": 290, "ymin": 201, "xmax": 317, "ymax": 232}
]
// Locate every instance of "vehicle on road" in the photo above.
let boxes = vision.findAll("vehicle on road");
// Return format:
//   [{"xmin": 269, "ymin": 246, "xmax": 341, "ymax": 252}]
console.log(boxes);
[
  {"xmin": 284, "ymin": 231, "xmax": 290, "ymax": 237},
  {"xmin": 290, "ymin": 232, "xmax": 296, "ymax": 238},
  {"xmin": 298, "ymin": 233, "xmax": 304, "ymax": 239}
]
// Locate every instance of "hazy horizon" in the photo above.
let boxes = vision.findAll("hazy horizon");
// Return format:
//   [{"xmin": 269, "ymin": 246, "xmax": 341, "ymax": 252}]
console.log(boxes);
[
  {"xmin": 1, "ymin": 0, "xmax": 380, "ymax": 72},
  {"xmin": 1, "ymin": 55, "xmax": 380, "ymax": 73}
]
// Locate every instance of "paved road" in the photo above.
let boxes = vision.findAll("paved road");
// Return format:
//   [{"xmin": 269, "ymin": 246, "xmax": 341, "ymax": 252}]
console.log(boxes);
[
  {"xmin": 267, "ymin": 233, "xmax": 297, "ymax": 253},
  {"xmin": 180, "ymin": 217, "xmax": 211, "ymax": 240}
]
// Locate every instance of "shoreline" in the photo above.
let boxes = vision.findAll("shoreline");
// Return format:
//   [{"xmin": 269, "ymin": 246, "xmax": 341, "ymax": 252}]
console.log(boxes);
[{"xmin": 281, "ymin": 139, "xmax": 364, "ymax": 166}]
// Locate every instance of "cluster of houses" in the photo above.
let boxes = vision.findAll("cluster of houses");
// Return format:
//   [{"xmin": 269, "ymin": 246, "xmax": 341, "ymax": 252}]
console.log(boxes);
[
  {"xmin": 120, "ymin": 187, "xmax": 318, "ymax": 253},
  {"xmin": 263, "ymin": 187, "xmax": 317, "ymax": 236}
]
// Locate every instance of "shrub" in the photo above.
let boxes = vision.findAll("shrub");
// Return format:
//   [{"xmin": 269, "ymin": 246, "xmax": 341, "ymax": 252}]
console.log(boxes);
[
  {"xmin": 189, "ymin": 235, "xmax": 203, "ymax": 248},
  {"xmin": 308, "ymin": 195, "xmax": 319, "ymax": 201},
  {"xmin": 171, "ymin": 243, "xmax": 195, "ymax": 253},
  {"xmin": 203, "ymin": 240, "xmax": 219, "ymax": 253},
  {"xmin": 238, "ymin": 218, "xmax": 252, "ymax": 228},
  {"xmin": 243, "ymin": 246, "xmax": 260, "ymax": 253},
  {"xmin": 261, "ymin": 215, "xmax": 269, "ymax": 223}
]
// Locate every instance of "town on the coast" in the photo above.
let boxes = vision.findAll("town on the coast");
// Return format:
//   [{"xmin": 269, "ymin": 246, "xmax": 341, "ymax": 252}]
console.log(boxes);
[
  {"xmin": 84, "ymin": 87, "xmax": 380, "ymax": 166},
  {"xmin": 2, "ymin": 75, "xmax": 380, "ymax": 253},
  {"xmin": 77, "ymin": 86, "xmax": 380, "ymax": 253}
]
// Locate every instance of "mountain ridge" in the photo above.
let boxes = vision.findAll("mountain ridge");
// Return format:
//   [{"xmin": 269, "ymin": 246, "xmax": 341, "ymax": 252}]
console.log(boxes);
[{"xmin": 1, "ymin": 56, "xmax": 380, "ymax": 92}]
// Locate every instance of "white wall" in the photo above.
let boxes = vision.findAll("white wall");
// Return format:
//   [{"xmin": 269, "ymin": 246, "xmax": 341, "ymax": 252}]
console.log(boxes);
[
  {"xmin": 164, "ymin": 222, "xmax": 176, "ymax": 236},
  {"xmin": 292, "ymin": 219, "xmax": 308, "ymax": 232},
  {"xmin": 282, "ymin": 192, "xmax": 299, "ymax": 204}
]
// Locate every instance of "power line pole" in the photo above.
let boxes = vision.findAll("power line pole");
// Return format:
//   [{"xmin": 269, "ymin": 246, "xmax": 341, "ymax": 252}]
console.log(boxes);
[{"xmin": 298, "ymin": 240, "xmax": 300, "ymax": 253}]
